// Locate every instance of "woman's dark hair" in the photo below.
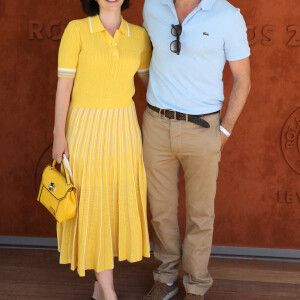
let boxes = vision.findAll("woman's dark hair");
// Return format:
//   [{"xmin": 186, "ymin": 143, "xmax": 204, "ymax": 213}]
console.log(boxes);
[{"xmin": 81, "ymin": 0, "xmax": 131, "ymax": 15}]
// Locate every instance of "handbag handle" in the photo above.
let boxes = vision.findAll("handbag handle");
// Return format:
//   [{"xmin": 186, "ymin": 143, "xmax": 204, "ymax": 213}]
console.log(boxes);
[{"xmin": 51, "ymin": 159, "xmax": 72, "ymax": 186}]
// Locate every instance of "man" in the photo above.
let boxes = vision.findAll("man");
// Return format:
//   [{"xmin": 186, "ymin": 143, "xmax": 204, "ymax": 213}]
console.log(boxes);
[{"xmin": 142, "ymin": 0, "xmax": 251, "ymax": 299}]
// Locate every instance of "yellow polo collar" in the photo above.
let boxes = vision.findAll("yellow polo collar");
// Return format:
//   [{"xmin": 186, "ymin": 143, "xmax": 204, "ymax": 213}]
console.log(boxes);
[{"xmin": 89, "ymin": 15, "xmax": 130, "ymax": 37}]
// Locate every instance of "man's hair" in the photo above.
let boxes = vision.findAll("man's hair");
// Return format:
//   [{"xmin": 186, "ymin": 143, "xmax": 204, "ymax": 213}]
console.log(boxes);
[{"xmin": 80, "ymin": 0, "xmax": 131, "ymax": 15}]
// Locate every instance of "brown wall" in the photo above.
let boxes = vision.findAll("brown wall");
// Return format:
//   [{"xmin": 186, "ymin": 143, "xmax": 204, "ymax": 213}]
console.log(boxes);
[{"xmin": 1, "ymin": 0, "xmax": 299, "ymax": 249}]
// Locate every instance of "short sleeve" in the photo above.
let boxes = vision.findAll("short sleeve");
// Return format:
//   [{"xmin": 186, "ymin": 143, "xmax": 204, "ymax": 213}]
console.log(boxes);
[
  {"xmin": 137, "ymin": 28, "xmax": 152, "ymax": 77},
  {"xmin": 224, "ymin": 9, "xmax": 250, "ymax": 61},
  {"xmin": 58, "ymin": 21, "xmax": 81, "ymax": 78}
]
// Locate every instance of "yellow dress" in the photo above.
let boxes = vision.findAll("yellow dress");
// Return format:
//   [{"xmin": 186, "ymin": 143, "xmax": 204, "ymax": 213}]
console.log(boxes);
[{"xmin": 56, "ymin": 15, "xmax": 151, "ymax": 276}]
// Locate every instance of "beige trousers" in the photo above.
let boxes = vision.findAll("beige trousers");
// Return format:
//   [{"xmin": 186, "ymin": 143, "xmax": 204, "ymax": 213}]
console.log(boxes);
[{"xmin": 142, "ymin": 106, "xmax": 221, "ymax": 296}]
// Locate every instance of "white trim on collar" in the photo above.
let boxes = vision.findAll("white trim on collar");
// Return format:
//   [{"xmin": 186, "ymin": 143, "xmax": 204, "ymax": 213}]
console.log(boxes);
[
  {"xmin": 125, "ymin": 21, "xmax": 130, "ymax": 37},
  {"xmin": 89, "ymin": 17, "xmax": 93, "ymax": 34}
]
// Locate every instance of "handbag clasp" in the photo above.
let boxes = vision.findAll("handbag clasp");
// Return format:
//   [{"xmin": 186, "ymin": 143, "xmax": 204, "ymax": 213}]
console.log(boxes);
[{"xmin": 49, "ymin": 182, "xmax": 56, "ymax": 192}]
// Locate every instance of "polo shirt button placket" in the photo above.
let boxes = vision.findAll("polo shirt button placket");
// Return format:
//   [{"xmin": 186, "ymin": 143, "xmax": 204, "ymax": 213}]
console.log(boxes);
[{"xmin": 112, "ymin": 41, "xmax": 119, "ymax": 60}]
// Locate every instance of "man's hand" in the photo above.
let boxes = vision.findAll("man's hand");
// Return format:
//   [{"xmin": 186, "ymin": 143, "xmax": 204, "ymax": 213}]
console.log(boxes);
[{"xmin": 220, "ymin": 131, "xmax": 229, "ymax": 151}]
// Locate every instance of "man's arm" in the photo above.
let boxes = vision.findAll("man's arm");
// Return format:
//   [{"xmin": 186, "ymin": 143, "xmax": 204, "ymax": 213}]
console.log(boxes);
[{"xmin": 221, "ymin": 57, "xmax": 251, "ymax": 148}]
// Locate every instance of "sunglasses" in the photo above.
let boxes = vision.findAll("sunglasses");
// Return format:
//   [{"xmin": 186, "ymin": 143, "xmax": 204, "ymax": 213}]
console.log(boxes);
[{"xmin": 170, "ymin": 24, "xmax": 182, "ymax": 55}]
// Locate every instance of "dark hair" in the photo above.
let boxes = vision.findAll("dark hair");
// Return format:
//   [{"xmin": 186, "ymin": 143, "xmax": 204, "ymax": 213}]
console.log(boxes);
[{"xmin": 80, "ymin": 0, "xmax": 131, "ymax": 15}]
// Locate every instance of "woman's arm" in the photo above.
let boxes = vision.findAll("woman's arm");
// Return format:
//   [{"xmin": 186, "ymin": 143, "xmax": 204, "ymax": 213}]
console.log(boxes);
[
  {"xmin": 52, "ymin": 77, "xmax": 74, "ymax": 163},
  {"xmin": 137, "ymin": 28, "xmax": 151, "ymax": 89}
]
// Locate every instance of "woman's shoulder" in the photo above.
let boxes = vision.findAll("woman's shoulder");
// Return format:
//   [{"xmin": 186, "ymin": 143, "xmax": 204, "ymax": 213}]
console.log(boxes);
[{"xmin": 65, "ymin": 17, "xmax": 90, "ymax": 32}]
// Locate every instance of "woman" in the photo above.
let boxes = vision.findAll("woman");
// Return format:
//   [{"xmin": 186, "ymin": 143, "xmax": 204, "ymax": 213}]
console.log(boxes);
[{"xmin": 52, "ymin": 0, "xmax": 151, "ymax": 299}]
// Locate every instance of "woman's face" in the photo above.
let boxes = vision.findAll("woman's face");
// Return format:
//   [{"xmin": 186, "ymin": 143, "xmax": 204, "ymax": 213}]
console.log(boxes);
[{"xmin": 97, "ymin": 0, "xmax": 125, "ymax": 12}]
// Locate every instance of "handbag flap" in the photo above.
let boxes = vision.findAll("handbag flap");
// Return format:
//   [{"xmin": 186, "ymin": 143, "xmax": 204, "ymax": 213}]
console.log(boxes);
[{"xmin": 41, "ymin": 164, "xmax": 74, "ymax": 201}]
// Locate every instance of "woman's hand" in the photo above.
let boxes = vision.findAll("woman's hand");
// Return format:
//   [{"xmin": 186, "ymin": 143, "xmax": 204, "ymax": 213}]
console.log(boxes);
[{"xmin": 52, "ymin": 134, "xmax": 69, "ymax": 164}]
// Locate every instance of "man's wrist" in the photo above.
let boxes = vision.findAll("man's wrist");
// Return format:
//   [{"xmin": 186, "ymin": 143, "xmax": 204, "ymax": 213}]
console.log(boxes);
[{"xmin": 220, "ymin": 125, "xmax": 231, "ymax": 137}]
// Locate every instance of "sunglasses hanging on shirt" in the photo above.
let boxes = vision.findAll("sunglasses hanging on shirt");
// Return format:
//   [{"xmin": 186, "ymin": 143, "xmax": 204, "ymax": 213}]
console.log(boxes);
[{"xmin": 170, "ymin": 24, "xmax": 182, "ymax": 55}]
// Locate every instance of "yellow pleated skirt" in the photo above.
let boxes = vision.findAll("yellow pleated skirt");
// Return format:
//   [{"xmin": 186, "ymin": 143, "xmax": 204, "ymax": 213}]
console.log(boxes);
[{"xmin": 57, "ymin": 104, "xmax": 150, "ymax": 277}]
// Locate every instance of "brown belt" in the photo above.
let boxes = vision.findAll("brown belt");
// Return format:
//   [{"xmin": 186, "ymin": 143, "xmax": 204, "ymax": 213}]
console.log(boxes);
[{"xmin": 147, "ymin": 103, "xmax": 220, "ymax": 128}]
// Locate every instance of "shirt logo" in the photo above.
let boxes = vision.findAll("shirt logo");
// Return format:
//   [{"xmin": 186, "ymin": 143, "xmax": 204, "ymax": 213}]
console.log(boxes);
[{"xmin": 203, "ymin": 32, "xmax": 209, "ymax": 36}]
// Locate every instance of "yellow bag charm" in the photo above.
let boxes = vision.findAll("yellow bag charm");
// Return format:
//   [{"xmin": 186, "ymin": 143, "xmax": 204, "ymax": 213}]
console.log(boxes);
[{"xmin": 37, "ymin": 158, "xmax": 77, "ymax": 223}]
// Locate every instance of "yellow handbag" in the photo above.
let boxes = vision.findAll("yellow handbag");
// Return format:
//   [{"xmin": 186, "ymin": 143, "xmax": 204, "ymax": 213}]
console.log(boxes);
[{"xmin": 37, "ymin": 158, "xmax": 77, "ymax": 223}]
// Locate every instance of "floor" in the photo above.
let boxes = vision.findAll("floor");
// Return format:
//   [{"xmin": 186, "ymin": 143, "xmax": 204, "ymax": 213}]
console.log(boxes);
[{"xmin": 0, "ymin": 248, "xmax": 299, "ymax": 299}]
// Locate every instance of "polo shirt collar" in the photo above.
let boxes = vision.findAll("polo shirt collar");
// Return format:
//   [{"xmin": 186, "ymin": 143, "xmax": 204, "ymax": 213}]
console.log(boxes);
[
  {"xmin": 119, "ymin": 17, "xmax": 131, "ymax": 37},
  {"xmin": 160, "ymin": 0, "xmax": 216, "ymax": 11},
  {"xmin": 200, "ymin": 0, "xmax": 216, "ymax": 11},
  {"xmin": 89, "ymin": 15, "xmax": 130, "ymax": 37}
]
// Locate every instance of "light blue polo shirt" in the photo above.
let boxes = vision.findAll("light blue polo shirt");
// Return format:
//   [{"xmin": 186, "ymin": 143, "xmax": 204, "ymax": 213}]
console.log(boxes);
[{"xmin": 143, "ymin": 0, "xmax": 251, "ymax": 114}]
